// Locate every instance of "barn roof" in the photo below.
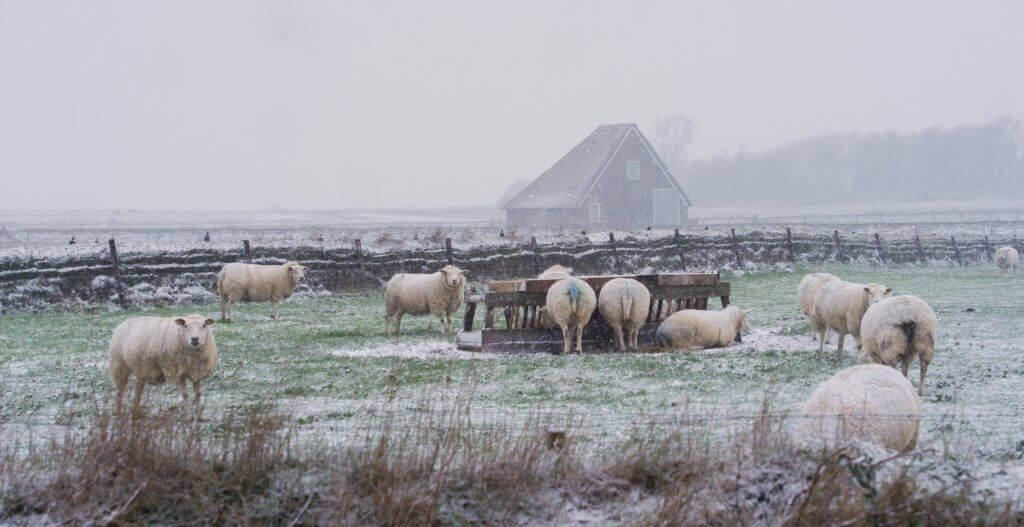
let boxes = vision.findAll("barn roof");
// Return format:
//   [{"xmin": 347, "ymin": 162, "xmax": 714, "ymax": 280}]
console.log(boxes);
[{"xmin": 503, "ymin": 123, "xmax": 691, "ymax": 210}]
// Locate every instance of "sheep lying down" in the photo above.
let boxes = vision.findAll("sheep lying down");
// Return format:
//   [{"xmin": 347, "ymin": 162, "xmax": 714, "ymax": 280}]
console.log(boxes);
[
  {"xmin": 109, "ymin": 314, "xmax": 218, "ymax": 416},
  {"xmin": 655, "ymin": 305, "xmax": 749, "ymax": 352}
]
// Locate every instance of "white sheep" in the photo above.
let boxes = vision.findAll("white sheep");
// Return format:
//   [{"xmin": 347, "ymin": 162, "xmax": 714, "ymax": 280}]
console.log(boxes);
[
  {"xmin": 797, "ymin": 272, "xmax": 838, "ymax": 343},
  {"xmin": 995, "ymin": 246, "xmax": 1019, "ymax": 277},
  {"xmin": 545, "ymin": 277, "xmax": 597, "ymax": 354},
  {"xmin": 216, "ymin": 261, "xmax": 308, "ymax": 321},
  {"xmin": 537, "ymin": 264, "xmax": 573, "ymax": 280},
  {"xmin": 654, "ymin": 305, "xmax": 749, "ymax": 352},
  {"xmin": 597, "ymin": 277, "xmax": 651, "ymax": 351},
  {"xmin": 860, "ymin": 295, "xmax": 937, "ymax": 396},
  {"xmin": 810, "ymin": 279, "xmax": 891, "ymax": 357},
  {"xmin": 802, "ymin": 363, "xmax": 921, "ymax": 453},
  {"xmin": 109, "ymin": 314, "xmax": 218, "ymax": 416},
  {"xmin": 384, "ymin": 265, "xmax": 468, "ymax": 335}
]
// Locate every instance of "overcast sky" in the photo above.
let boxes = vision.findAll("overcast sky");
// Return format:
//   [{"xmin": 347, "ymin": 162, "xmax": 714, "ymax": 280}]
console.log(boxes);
[{"xmin": 1, "ymin": 0, "xmax": 1022, "ymax": 210}]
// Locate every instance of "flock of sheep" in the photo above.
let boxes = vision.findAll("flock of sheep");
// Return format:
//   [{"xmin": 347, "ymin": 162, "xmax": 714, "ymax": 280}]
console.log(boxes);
[{"xmin": 104, "ymin": 245, "xmax": 1021, "ymax": 456}]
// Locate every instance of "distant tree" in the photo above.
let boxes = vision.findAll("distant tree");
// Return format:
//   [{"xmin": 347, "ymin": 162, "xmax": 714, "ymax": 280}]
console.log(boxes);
[{"xmin": 651, "ymin": 114, "xmax": 698, "ymax": 171}]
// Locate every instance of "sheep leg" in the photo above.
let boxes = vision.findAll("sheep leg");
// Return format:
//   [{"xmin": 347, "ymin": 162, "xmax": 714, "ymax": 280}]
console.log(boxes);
[
  {"xmin": 178, "ymin": 378, "xmax": 190, "ymax": 415},
  {"xmin": 561, "ymin": 324, "xmax": 572, "ymax": 355},
  {"xmin": 901, "ymin": 360, "xmax": 909, "ymax": 377},
  {"xmin": 629, "ymin": 325, "xmax": 640, "ymax": 351},
  {"xmin": 272, "ymin": 301, "xmax": 279, "ymax": 320},
  {"xmin": 192, "ymin": 380, "xmax": 203, "ymax": 418},
  {"xmin": 436, "ymin": 313, "xmax": 447, "ymax": 334},
  {"xmin": 575, "ymin": 322, "xmax": 584, "ymax": 354},
  {"xmin": 220, "ymin": 299, "xmax": 227, "ymax": 321},
  {"xmin": 816, "ymin": 327, "xmax": 827, "ymax": 357},
  {"xmin": 131, "ymin": 379, "xmax": 146, "ymax": 417},
  {"xmin": 918, "ymin": 360, "xmax": 928, "ymax": 396},
  {"xmin": 114, "ymin": 380, "xmax": 127, "ymax": 415},
  {"xmin": 227, "ymin": 300, "xmax": 234, "ymax": 321},
  {"xmin": 393, "ymin": 312, "xmax": 404, "ymax": 335},
  {"xmin": 835, "ymin": 332, "xmax": 846, "ymax": 356},
  {"xmin": 610, "ymin": 322, "xmax": 625, "ymax": 352}
]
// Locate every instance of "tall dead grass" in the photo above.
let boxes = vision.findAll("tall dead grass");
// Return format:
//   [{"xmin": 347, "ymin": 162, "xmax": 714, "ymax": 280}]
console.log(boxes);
[{"xmin": 0, "ymin": 401, "xmax": 1018, "ymax": 525}]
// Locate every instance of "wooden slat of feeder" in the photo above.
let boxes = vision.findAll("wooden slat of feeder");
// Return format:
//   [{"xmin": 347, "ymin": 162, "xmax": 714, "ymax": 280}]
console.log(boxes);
[
  {"xmin": 657, "ymin": 273, "xmax": 718, "ymax": 286},
  {"xmin": 488, "ymin": 280, "xmax": 524, "ymax": 293}
]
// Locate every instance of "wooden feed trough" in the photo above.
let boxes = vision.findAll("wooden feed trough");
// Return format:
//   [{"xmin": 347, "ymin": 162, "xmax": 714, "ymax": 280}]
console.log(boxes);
[{"xmin": 456, "ymin": 272, "xmax": 730, "ymax": 353}]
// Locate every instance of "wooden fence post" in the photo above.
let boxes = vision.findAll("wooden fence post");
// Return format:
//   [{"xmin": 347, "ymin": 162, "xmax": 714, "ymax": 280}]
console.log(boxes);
[
  {"xmin": 951, "ymin": 236, "xmax": 961, "ymax": 266},
  {"xmin": 530, "ymin": 236, "xmax": 540, "ymax": 274},
  {"xmin": 874, "ymin": 233, "xmax": 885, "ymax": 263},
  {"xmin": 785, "ymin": 227, "xmax": 795, "ymax": 262},
  {"xmin": 674, "ymin": 228, "xmax": 687, "ymax": 271},
  {"xmin": 983, "ymin": 236, "xmax": 993, "ymax": 261},
  {"xmin": 354, "ymin": 238, "xmax": 364, "ymax": 272},
  {"xmin": 445, "ymin": 237, "xmax": 454, "ymax": 265},
  {"xmin": 914, "ymin": 233, "xmax": 924, "ymax": 263},
  {"xmin": 608, "ymin": 232, "xmax": 619, "ymax": 273},
  {"xmin": 729, "ymin": 228, "xmax": 743, "ymax": 267},
  {"xmin": 832, "ymin": 230, "xmax": 843, "ymax": 261},
  {"xmin": 108, "ymin": 239, "xmax": 126, "ymax": 308},
  {"xmin": 243, "ymin": 240, "xmax": 252, "ymax": 263}
]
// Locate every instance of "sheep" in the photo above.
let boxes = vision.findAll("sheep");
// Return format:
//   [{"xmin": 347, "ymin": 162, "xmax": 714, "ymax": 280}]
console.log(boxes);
[
  {"xmin": 810, "ymin": 279, "xmax": 891, "ymax": 357},
  {"xmin": 545, "ymin": 277, "xmax": 597, "ymax": 354},
  {"xmin": 109, "ymin": 314, "xmax": 218, "ymax": 416},
  {"xmin": 538, "ymin": 264, "xmax": 573, "ymax": 280},
  {"xmin": 500, "ymin": 264, "xmax": 573, "ymax": 329},
  {"xmin": 802, "ymin": 363, "xmax": 921, "ymax": 453},
  {"xmin": 216, "ymin": 261, "xmax": 308, "ymax": 321},
  {"xmin": 860, "ymin": 295, "xmax": 937, "ymax": 396},
  {"xmin": 797, "ymin": 272, "xmax": 838, "ymax": 343},
  {"xmin": 597, "ymin": 277, "xmax": 651, "ymax": 351},
  {"xmin": 995, "ymin": 246, "xmax": 1019, "ymax": 277},
  {"xmin": 655, "ymin": 305, "xmax": 749, "ymax": 352},
  {"xmin": 384, "ymin": 265, "xmax": 468, "ymax": 335}
]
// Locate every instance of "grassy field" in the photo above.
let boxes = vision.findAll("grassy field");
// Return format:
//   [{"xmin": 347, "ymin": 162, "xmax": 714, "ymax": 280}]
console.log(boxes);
[{"xmin": 2, "ymin": 264, "xmax": 1024, "ymax": 461}]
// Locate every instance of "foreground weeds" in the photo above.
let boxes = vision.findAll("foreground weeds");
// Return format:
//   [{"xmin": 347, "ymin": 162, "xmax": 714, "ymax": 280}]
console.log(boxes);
[{"xmin": 0, "ymin": 402, "xmax": 1019, "ymax": 526}]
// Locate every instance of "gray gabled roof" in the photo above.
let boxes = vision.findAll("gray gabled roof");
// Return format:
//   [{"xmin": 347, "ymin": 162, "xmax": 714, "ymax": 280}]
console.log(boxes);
[{"xmin": 503, "ymin": 123, "xmax": 691, "ymax": 210}]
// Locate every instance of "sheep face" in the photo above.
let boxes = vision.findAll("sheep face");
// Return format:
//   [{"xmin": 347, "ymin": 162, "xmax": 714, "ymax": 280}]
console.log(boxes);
[
  {"xmin": 863, "ymin": 284, "xmax": 892, "ymax": 306},
  {"xmin": 286, "ymin": 262, "xmax": 307, "ymax": 283},
  {"xmin": 439, "ymin": 265, "xmax": 468, "ymax": 287},
  {"xmin": 731, "ymin": 307, "xmax": 750, "ymax": 342},
  {"xmin": 174, "ymin": 315, "xmax": 215, "ymax": 349}
]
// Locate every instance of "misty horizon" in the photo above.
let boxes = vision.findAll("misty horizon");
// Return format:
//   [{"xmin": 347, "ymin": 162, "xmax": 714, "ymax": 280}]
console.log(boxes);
[{"xmin": 2, "ymin": 1, "xmax": 1023, "ymax": 211}]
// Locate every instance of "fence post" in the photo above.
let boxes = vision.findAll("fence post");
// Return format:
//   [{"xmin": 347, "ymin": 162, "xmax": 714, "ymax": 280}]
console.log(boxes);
[
  {"xmin": 983, "ymin": 236, "xmax": 993, "ymax": 261},
  {"xmin": 874, "ymin": 233, "xmax": 885, "ymax": 263},
  {"xmin": 243, "ymin": 240, "xmax": 252, "ymax": 263},
  {"xmin": 914, "ymin": 233, "xmax": 924, "ymax": 263},
  {"xmin": 785, "ymin": 227, "xmax": 795, "ymax": 262},
  {"xmin": 445, "ymin": 237, "xmax": 454, "ymax": 265},
  {"xmin": 729, "ymin": 228, "xmax": 743, "ymax": 267},
  {"xmin": 108, "ymin": 239, "xmax": 126, "ymax": 308},
  {"xmin": 951, "ymin": 236, "xmax": 961, "ymax": 266},
  {"xmin": 832, "ymin": 230, "xmax": 843, "ymax": 261},
  {"xmin": 608, "ymin": 232, "xmax": 619, "ymax": 273},
  {"xmin": 530, "ymin": 236, "xmax": 540, "ymax": 274},
  {"xmin": 674, "ymin": 228, "xmax": 687, "ymax": 271},
  {"xmin": 354, "ymin": 238, "xmax": 364, "ymax": 272}
]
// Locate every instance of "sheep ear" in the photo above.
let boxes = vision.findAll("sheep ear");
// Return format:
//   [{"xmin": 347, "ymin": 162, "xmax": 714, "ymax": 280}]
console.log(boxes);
[
  {"xmin": 863, "ymin": 287, "xmax": 870, "ymax": 293},
  {"xmin": 174, "ymin": 318, "xmax": 186, "ymax": 326},
  {"xmin": 459, "ymin": 270, "xmax": 469, "ymax": 276},
  {"xmin": 884, "ymin": 288, "xmax": 892, "ymax": 295},
  {"xmin": 205, "ymin": 318, "xmax": 216, "ymax": 327},
  {"xmin": 565, "ymin": 267, "xmax": 573, "ymax": 273}
]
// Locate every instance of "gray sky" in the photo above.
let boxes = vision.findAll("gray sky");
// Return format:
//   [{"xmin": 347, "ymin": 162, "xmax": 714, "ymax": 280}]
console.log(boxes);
[{"xmin": 1, "ymin": 0, "xmax": 1022, "ymax": 210}]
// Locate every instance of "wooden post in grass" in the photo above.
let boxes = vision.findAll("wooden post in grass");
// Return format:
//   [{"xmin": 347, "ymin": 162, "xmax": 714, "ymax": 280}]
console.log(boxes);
[
  {"xmin": 354, "ymin": 238, "xmax": 364, "ymax": 271},
  {"xmin": 530, "ymin": 236, "xmax": 540, "ymax": 274},
  {"xmin": 951, "ymin": 236, "xmax": 961, "ymax": 266},
  {"xmin": 832, "ymin": 230, "xmax": 843, "ymax": 261},
  {"xmin": 445, "ymin": 237, "xmax": 454, "ymax": 265},
  {"xmin": 608, "ymin": 232, "xmax": 619, "ymax": 273},
  {"xmin": 730, "ymin": 228, "xmax": 743, "ymax": 267},
  {"xmin": 914, "ymin": 233, "xmax": 924, "ymax": 263},
  {"xmin": 874, "ymin": 233, "xmax": 885, "ymax": 263},
  {"xmin": 674, "ymin": 228, "xmax": 687, "ymax": 270},
  {"xmin": 984, "ymin": 236, "xmax": 993, "ymax": 261},
  {"xmin": 243, "ymin": 240, "xmax": 252, "ymax": 263},
  {"xmin": 785, "ymin": 227, "xmax": 795, "ymax": 262},
  {"xmin": 108, "ymin": 239, "xmax": 126, "ymax": 308}
]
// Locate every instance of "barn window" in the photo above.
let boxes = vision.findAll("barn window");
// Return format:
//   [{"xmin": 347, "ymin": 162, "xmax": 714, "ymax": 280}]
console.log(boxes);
[
  {"xmin": 589, "ymin": 203, "xmax": 601, "ymax": 222},
  {"xmin": 625, "ymin": 160, "xmax": 640, "ymax": 180}
]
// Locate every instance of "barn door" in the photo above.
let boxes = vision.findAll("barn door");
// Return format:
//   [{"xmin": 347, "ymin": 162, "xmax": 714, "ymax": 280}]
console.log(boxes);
[{"xmin": 653, "ymin": 189, "xmax": 681, "ymax": 226}]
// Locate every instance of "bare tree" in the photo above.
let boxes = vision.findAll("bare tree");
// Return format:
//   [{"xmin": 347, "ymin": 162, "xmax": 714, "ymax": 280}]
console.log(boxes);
[{"xmin": 652, "ymin": 114, "xmax": 698, "ymax": 171}]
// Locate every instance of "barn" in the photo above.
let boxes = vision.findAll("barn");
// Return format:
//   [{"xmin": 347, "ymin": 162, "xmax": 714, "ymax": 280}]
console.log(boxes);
[{"xmin": 503, "ymin": 123, "xmax": 692, "ymax": 228}]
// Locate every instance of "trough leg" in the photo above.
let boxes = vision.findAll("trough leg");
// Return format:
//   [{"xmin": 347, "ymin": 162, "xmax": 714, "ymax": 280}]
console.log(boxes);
[{"xmin": 721, "ymin": 295, "xmax": 730, "ymax": 308}]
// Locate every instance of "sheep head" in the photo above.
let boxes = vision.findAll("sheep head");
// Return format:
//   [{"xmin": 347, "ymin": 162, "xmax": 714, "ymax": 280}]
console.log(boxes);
[{"xmin": 174, "ymin": 314, "xmax": 215, "ymax": 350}]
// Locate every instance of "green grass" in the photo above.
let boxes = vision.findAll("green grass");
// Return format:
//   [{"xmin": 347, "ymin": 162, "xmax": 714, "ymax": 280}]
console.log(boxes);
[{"xmin": 2, "ymin": 264, "xmax": 1024, "ymax": 459}]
